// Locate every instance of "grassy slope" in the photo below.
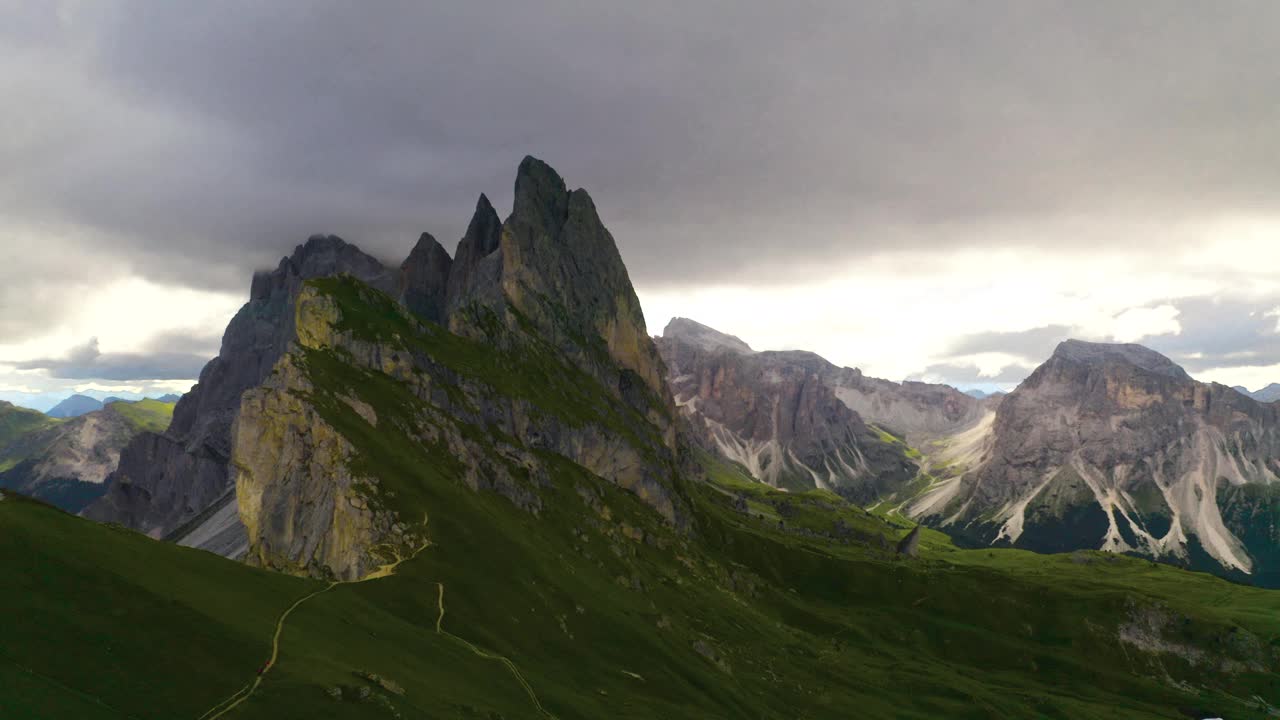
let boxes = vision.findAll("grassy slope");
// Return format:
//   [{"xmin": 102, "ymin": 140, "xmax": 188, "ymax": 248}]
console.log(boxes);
[
  {"xmin": 108, "ymin": 398, "xmax": 177, "ymax": 434},
  {"xmin": 0, "ymin": 402, "xmax": 61, "ymax": 471},
  {"xmin": 3, "ymin": 280, "xmax": 1278, "ymax": 719}
]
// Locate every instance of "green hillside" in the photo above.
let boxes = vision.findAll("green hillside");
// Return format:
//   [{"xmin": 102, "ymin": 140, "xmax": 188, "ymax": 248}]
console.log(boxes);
[
  {"xmin": 3, "ymin": 275, "xmax": 1277, "ymax": 719},
  {"xmin": 0, "ymin": 401, "xmax": 61, "ymax": 471},
  {"xmin": 108, "ymin": 397, "xmax": 177, "ymax": 434}
]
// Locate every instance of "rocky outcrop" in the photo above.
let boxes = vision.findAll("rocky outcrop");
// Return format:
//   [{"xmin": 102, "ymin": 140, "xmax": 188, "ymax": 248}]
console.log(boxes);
[
  {"xmin": 896, "ymin": 526, "xmax": 921, "ymax": 557},
  {"xmin": 86, "ymin": 235, "xmax": 395, "ymax": 543},
  {"xmin": 912, "ymin": 339, "xmax": 1280, "ymax": 586},
  {"xmin": 657, "ymin": 318, "xmax": 916, "ymax": 501}
]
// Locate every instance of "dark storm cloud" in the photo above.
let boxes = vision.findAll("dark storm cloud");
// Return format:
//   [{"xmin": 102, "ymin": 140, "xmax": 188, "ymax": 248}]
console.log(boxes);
[
  {"xmin": 9, "ymin": 0, "xmax": 1280, "ymax": 389},
  {"xmin": 6, "ymin": 1, "xmax": 1280, "ymax": 301},
  {"xmin": 12, "ymin": 337, "xmax": 213, "ymax": 381}
]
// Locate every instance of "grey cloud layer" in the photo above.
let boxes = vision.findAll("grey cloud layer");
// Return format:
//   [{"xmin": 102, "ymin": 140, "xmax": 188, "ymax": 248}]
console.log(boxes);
[
  {"xmin": 4, "ymin": 1, "xmax": 1280, "ymax": 381},
  {"xmin": 12, "ymin": 336, "xmax": 215, "ymax": 381},
  {"xmin": 7, "ymin": 3, "xmax": 1280, "ymax": 289},
  {"xmin": 925, "ymin": 298, "xmax": 1280, "ymax": 386}
]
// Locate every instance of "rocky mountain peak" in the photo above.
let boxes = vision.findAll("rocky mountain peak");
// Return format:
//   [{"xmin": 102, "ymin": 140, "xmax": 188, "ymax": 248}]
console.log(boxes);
[
  {"xmin": 1047, "ymin": 339, "xmax": 1189, "ymax": 380},
  {"xmin": 467, "ymin": 156, "xmax": 674, "ymax": 432},
  {"xmin": 661, "ymin": 318, "xmax": 754, "ymax": 355},
  {"xmin": 462, "ymin": 193, "xmax": 502, "ymax": 257},
  {"xmin": 399, "ymin": 232, "xmax": 453, "ymax": 324},
  {"xmin": 252, "ymin": 233, "xmax": 394, "ymax": 301},
  {"xmin": 511, "ymin": 155, "xmax": 570, "ymax": 232},
  {"xmin": 444, "ymin": 194, "xmax": 503, "ymax": 315}
]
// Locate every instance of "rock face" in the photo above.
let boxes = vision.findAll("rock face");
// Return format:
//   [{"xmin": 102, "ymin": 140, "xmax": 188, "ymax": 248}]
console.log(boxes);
[
  {"xmin": 896, "ymin": 526, "xmax": 921, "ymax": 557},
  {"xmin": 655, "ymin": 319, "xmax": 992, "ymax": 451},
  {"xmin": 232, "ymin": 157, "xmax": 686, "ymax": 579},
  {"xmin": 819, "ymin": 367, "xmax": 991, "ymax": 445},
  {"xmin": 398, "ymin": 232, "xmax": 453, "ymax": 324},
  {"xmin": 912, "ymin": 339, "xmax": 1280, "ymax": 586},
  {"xmin": 657, "ymin": 318, "xmax": 996, "ymax": 502},
  {"xmin": 1, "ymin": 401, "xmax": 175, "ymax": 513},
  {"xmin": 451, "ymin": 157, "xmax": 677, "ymax": 445},
  {"xmin": 444, "ymin": 193, "xmax": 503, "ymax": 316},
  {"xmin": 85, "ymin": 235, "xmax": 395, "ymax": 544},
  {"xmin": 657, "ymin": 318, "xmax": 916, "ymax": 501}
]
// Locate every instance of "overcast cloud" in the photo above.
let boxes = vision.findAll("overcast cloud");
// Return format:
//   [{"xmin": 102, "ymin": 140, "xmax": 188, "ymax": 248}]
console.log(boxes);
[{"xmin": 4, "ymin": 1, "xmax": 1280, "ymax": 406}]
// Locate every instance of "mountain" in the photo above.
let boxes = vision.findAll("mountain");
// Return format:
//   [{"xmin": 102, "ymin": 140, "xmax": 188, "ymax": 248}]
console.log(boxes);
[
  {"xmin": 656, "ymin": 318, "xmax": 917, "ymax": 500},
  {"xmin": 234, "ymin": 157, "xmax": 682, "ymax": 579},
  {"xmin": 1234, "ymin": 383, "xmax": 1280, "ymax": 403},
  {"xmin": 154, "ymin": 392, "xmax": 183, "ymax": 403},
  {"xmin": 963, "ymin": 389, "xmax": 1005, "ymax": 400},
  {"xmin": 7, "ymin": 159, "xmax": 1280, "ymax": 716},
  {"xmin": 0, "ymin": 400, "xmax": 58, "ymax": 449},
  {"xmin": 85, "ymin": 234, "xmax": 397, "ymax": 555},
  {"xmin": 0, "ymin": 399, "xmax": 176, "ymax": 512},
  {"xmin": 910, "ymin": 339, "xmax": 1280, "ymax": 586},
  {"xmin": 46, "ymin": 394, "xmax": 103, "ymax": 418},
  {"xmin": 657, "ymin": 318, "xmax": 994, "ymax": 500}
]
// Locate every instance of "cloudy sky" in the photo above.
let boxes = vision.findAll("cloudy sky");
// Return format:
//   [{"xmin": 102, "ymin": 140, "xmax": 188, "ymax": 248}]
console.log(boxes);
[{"xmin": 4, "ymin": 1, "xmax": 1280, "ymax": 410}]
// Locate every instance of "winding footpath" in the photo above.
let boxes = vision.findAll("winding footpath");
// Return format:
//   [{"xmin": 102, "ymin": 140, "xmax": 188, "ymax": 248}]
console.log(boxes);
[
  {"xmin": 194, "ymin": 535, "xmax": 555, "ymax": 720},
  {"xmin": 433, "ymin": 582, "xmax": 556, "ymax": 719},
  {"xmin": 195, "ymin": 540, "xmax": 428, "ymax": 720},
  {"xmin": 196, "ymin": 584, "xmax": 337, "ymax": 720}
]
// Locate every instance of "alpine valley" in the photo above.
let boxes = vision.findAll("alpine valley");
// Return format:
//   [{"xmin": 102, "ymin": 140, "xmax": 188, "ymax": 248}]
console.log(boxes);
[{"xmin": 5, "ymin": 158, "xmax": 1279, "ymax": 720}]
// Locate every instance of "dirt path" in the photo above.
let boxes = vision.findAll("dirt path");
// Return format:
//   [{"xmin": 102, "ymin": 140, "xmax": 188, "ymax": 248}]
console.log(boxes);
[
  {"xmin": 432, "ymin": 582, "xmax": 556, "ymax": 719},
  {"xmin": 195, "ymin": 539, "xmax": 429, "ymax": 720},
  {"xmin": 197, "ymin": 584, "xmax": 336, "ymax": 720},
  {"xmin": 195, "ymin": 529, "xmax": 555, "ymax": 720}
]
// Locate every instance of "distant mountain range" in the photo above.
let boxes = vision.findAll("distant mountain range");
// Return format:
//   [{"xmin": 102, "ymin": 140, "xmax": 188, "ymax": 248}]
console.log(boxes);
[
  {"xmin": 0, "ymin": 398, "xmax": 176, "ymax": 512},
  {"xmin": 45, "ymin": 392, "xmax": 184, "ymax": 418},
  {"xmin": 661, "ymin": 320, "xmax": 1280, "ymax": 586},
  {"xmin": 1233, "ymin": 383, "xmax": 1280, "ymax": 403},
  {"xmin": 656, "ymin": 317, "xmax": 983, "ymax": 501}
]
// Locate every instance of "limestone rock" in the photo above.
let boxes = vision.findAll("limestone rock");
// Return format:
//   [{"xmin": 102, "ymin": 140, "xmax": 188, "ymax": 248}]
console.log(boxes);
[
  {"xmin": 921, "ymin": 339, "xmax": 1280, "ymax": 585},
  {"xmin": 450, "ymin": 157, "xmax": 677, "ymax": 448},
  {"xmin": 657, "ymin": 318, "xmax": 917, "ymax": 501},
  {"xmin": 86, "ymin": 235, "xmax": 393, "ymax": 542}
]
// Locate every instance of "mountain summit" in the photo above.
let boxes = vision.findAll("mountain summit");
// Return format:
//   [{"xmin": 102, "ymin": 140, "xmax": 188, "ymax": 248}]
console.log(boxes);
[
  {"xmin": 910, "ymin": 338, "xmax": 1280, "ymax": 584},
  {"xmin": 88, "ymin": 157, "xmax": 683, "ymax": 578}
]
